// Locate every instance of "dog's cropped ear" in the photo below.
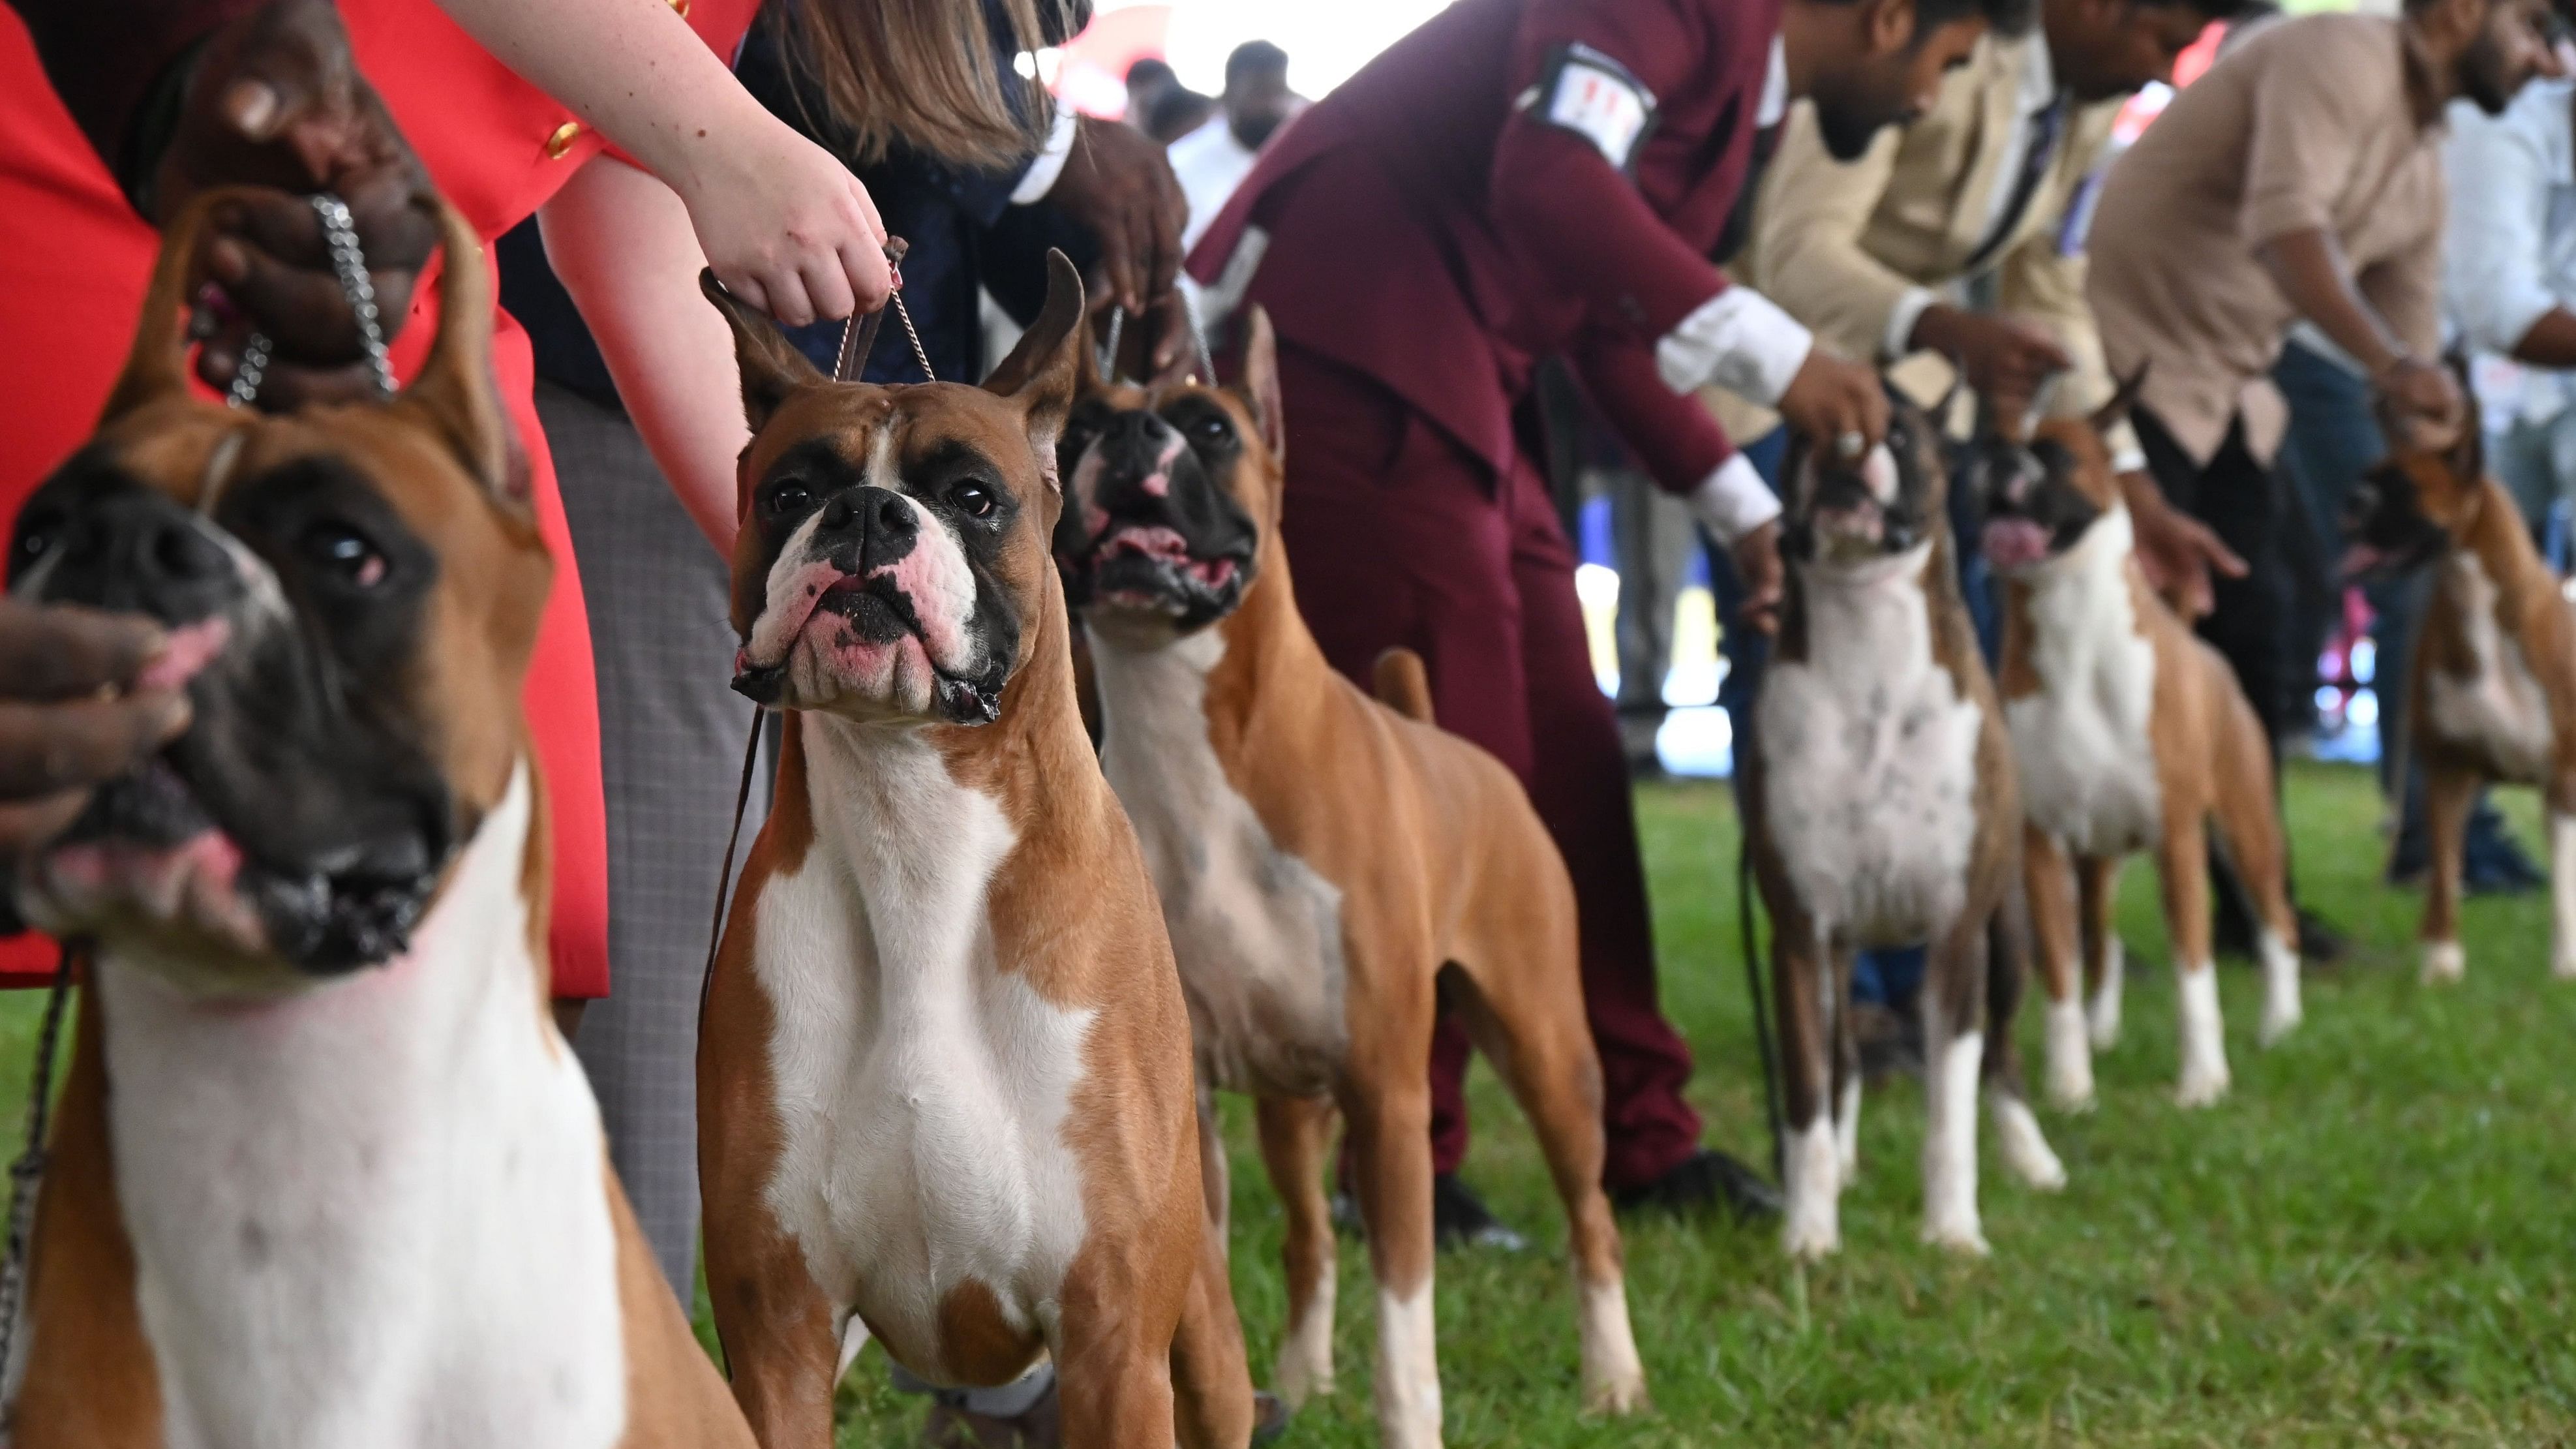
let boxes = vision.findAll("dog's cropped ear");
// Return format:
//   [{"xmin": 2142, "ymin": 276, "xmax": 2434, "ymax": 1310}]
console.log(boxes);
[
  {"xmin": 1232, "ymin": 305, "xmax": 1285, "ymax": 464},
  {"xmin": 982, "ymin": 250, "xmax": 1086, "ymax": 485},
  {"xmin": 2089, "ymin": 365, "xmax": 2147, "ymax": 436},
  {"xmin": 100, "ymin": 189, "xmax": 251, "ymax": 425},
  {"xmin": 701, "ymin": 269, "xmax": 826, "ymax": 434},
  {"xmin": 397, "ymin": 199, "xmax": 521, "ymax": 506}
]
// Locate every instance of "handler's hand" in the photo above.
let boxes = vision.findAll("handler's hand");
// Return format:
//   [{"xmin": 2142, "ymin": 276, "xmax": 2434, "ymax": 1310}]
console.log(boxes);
[
  {"xmin": 674, "ymin": 117, "xmax": 892, "ymax": 328},
  {"xmin": 1049, "ymin": 116, "xmax": 1189, "ymax": 322},
  {"xmin": 1911, "ymin": 305, "xmax": 2072, "ymax": 425},
  {"xmin": 159, "ymin": 0, "xmax": 439, "ymax": 411},
  {"xmin": 1731, "ymin": 519, "xmax": 1785, "ymax": 636},
  {"xmin": 2376, "ymin": 357, "xmax": 2466, "ymax": 446},
  {"xmin": 1775, "ymin": 348, "xmax": 1888, "ymax": 461},
  {"xmin": 2119, "ymin": 470, "xmax": 2245, "ymax": 620},
  {"xmin": 0, "ymin": 602, "xmax": 191, "ymax": 888}
]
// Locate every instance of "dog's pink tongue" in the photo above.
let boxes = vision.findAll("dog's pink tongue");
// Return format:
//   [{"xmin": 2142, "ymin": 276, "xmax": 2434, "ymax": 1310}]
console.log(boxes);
[
  {"xmin": 134, "ymin": 617, "xmax": 232, "ymax": 694},
  {"xmin": 1981, "ymin": 517, "xmax": 2052, "ymax": 570}
]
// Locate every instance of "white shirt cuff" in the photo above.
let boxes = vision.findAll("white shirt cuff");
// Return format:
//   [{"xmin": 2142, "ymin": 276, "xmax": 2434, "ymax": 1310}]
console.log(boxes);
[
  {"xmin": 1656, "ymin": 286, "xmax": 1813, "ymax": 406},
  {"xmin": 1688, "ymin": 453, "xmax": 1781, "ymax": 545},
  {"xmin": 1884, "ymin": 287, "xmax": 1938, "ymax": 363},
  {"xmin": 1010, "ymin": 107, "xmax": 1082, "ymax": 205}
]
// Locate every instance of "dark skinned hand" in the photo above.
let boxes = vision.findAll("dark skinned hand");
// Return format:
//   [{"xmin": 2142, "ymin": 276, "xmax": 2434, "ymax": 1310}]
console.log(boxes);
[
  {"xmin": 155, "ymin": 0, "xmax": 438, "ymax": 412},
  {"xmin": 0, "ymin": 602, "xmax": 192, "ymax": 894},
  {"xmin": 1048, "ymin": 115, "xmax": 1190, "ymax": 373}
]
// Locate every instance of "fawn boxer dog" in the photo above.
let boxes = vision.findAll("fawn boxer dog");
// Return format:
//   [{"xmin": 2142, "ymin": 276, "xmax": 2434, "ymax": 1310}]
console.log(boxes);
[
  {"xmin": 2345, "ymin": 381, "xmax": 2576, "ymax": 986},
  {"xmin": 2, "ymin": 191, "xmax": 751, "ymax": 1448},
  {"xmin": 1742, "ymin": 388, "xmax": 2065, "ymax": 1260},
  {"xmin": 694, "ymin": 253, "xmax": 1256, "ymax": 1449},
  {"xmin": 1971, "ymin": 384, "xmax": 2302, "ymax": 1110},
  {"xmin": 1054, "ymin": 309, "xmax": 1645, "ymax": 1448}
]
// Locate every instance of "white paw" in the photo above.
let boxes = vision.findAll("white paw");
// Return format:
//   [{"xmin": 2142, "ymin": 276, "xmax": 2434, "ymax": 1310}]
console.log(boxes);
[
  {"xmin": 1583, "ymin": 1370, "xmax": 1649, "ymax": 1417},
  {"xmin": 2044, "ymin": 1001, "xmax": 2096, "ymax": 1112},
  {"xmin": 1781, "ymin": 1204, "xmax": 1841, "ymax": 1261},
  {"xmin": 1921, "ymin": 1214, "xmax": 1991, "ymax": 1257},
  {"xmin": 2258, "ymin": 999, "xmax": 2303, "ymax": 1048},
  {"xmin": 2554, "ymin": 951, "xmax": 2576, "ymax": 983},
  {"xmin": 2087, "ymin": 992, "xmax": 2122, "ymax": 1051},
  {"xmin": 2174, "ymin": 1065, "xmax": 2232, "ymax": 1109},
  {"xmin": 1575, "ymin": 1277, "xmax": 1646, "ymax": 1417},
  {"xmin": 2422, "ymin": 939, "xmax": 2466, "ymax": 984},
  {"xmin": 1273, "ymin": 1343, "xmax": 1333, "ymax": 1409},
  {"xmin": 1992, "ymin": 1098, "xmax": 2067, "ymax": 1191}
]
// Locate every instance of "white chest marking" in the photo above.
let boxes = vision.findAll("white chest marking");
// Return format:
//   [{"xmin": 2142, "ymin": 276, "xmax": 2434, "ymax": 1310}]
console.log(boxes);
[
  {"xmin": 1088, "ymin": 627, "xmax": 1348, "ymax": 1097},
  {"xmin": 95, "ymin": 767, "xmax": 629, "ymax": 1449},
  {"xmin": 1759, "ymin": 543, "xmax": 1983, "ymax": 945},
  {"xmin": 751, "ymin": 722, "xmax": 1094, "ymax": 1381},
  {"xmin": 2001, "ymin": 510, "xmax": 2162, "ymax": 857},
  {"xmin": 2424, "ymin": 553, "xmax": 2556, "ymax": 784}
]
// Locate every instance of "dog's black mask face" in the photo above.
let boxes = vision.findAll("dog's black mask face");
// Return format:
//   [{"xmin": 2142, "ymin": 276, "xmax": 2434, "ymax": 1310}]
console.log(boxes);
[
  {"xmin": 12, "ymin": 450, "xmax": 467, "ymax": 979},
  {"xmin": 1780, "ymin": 389, "xmax": 1945, "ymax": 568},
  {"xmin": 2341, "ymin": 461, "xmax": 2451, "ymax": 583},
  {"xmin": 1053, "ymin": 391, "xmax": 1262, "ymax": 636},
  {"xmin": 1963, "ymin": 435, "xmax": 2104, "ymax": 573}
]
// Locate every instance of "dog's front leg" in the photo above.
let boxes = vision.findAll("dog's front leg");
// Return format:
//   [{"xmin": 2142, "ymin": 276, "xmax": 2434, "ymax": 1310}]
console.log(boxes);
[
  {"xmin": 1342, "ymin": 1037, "xmax": 1442, "ymax": 1449},
  {"xmin": 1772, "ymin": 908, "xmax": 1840, "ymax": 1261},
  {"xmin": 2151, "ymin": 801, "xmax": 2230, "ymax": 1106},
  {"xmin": 1256, "ymin": 1093, "xmax": 1341, "ymax": 1407},
  {"xmin": 1920, "ymin": 915, "xmax": 1992, "ymax": 1255},
  {"xmin": 2547, "ymin": 775, "xmax": 2576, "ymax": 981},
  {"xmin": 2419, "ymin": 764, "xmax": 2478, "ymax": 984},
  {"xmin": 2023, "ymin": 826, "xmax": 2093, "ymax": 1111}
]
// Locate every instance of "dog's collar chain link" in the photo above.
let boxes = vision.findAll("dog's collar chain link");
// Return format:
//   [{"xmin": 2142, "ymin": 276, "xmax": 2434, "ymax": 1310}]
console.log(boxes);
[{"xmin": 226, "ymin": 193, "xmax": 398, "ymax": 410}]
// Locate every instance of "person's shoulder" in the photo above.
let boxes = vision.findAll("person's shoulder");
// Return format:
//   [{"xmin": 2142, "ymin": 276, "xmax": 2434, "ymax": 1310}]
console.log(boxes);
[{"xmin": 2250, "ymin": 10, "xmax": 2399, "ymax": 63}]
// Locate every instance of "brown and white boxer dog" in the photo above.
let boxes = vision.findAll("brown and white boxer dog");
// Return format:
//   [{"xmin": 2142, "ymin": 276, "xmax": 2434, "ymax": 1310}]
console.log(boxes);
[
  {"xmin": 2345, "ymin": 384, "xmax": 2576, "ymax": 986},
  {"xmin": 1053, "ymin": 309, "xmax": 1645, "ymax": 1448},
  {"xmin": 1742, "ymin": 388, "xmax": 2065, "ymax": 1260},
  {"xmin": 1971, "ymin": 388, "xmax": 2301, "ymax": 1110},
  {"xmin": 1, "ymin": 191, "xmax": 751, "ymax": 1448},
  {"xmin": 694, "ymin": 253, "xmax": 1256, "ymax": 1449}
]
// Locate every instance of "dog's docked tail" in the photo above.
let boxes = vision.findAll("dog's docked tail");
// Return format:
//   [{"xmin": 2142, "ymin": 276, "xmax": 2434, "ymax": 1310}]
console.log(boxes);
[{"xmin": 1373, "ymin": 648, "xmax": 1434, "ymax": 722}]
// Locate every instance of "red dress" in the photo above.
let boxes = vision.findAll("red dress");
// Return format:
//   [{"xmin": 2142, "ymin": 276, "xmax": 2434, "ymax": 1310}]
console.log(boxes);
[{"xmin": 0, "ymin": 0, "xmax": 757, "ymax": 993}]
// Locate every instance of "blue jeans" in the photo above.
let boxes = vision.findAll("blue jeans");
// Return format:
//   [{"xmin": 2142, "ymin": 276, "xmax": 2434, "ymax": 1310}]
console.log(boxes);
[{"xmin": 1712, "ymin": 429, "xmax": 2007, "ymax": 1009}]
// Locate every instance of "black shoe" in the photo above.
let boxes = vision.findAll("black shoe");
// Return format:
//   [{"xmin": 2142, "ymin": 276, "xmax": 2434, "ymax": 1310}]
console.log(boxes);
[
  {"xmin": 1849, "ymin": 1000, "xmax": 1924, "ymax": 1084},
  {"xmin": 1432, "ymin": 1173, "xmax": 1528, "ymax": 1252},
  {"xmin": 2464, "ymin": 822, "xmax": 2547, "ymax": 895},
  {"xmin": 1611, "ymin": 1148, "xmax": 1783, "ymax": 1222},
  {"xmin": 2215, "ymin": 901, "xmax": 2348, "ymax": 964}
]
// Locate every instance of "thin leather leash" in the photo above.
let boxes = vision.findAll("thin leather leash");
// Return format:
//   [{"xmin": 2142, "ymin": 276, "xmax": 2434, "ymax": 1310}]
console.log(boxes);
[{"xmin": 697, "ymin": 239, "xmax": 931, "ymax": 1035}]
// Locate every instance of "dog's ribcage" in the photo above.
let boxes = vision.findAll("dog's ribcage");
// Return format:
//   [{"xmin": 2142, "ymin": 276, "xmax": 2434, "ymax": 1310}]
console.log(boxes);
[
  {"xmin": 2423, "ymin": 551, "xmax": 2555, "ymax": 784},
  {"xmin": 2003, "ymin": 509, "xmax": 2163, "ymax": 857},
  {"xmin": 1759, "ymin": 543, "xmax": 1982, "ymax": 946},
  {"xmin": 1089, "ymin": 627, "xmax": 1349, "ymax": 1098},
  {"xmin": 750, "ymin": 724, "xmax": 1094, "ymax": 1379}
]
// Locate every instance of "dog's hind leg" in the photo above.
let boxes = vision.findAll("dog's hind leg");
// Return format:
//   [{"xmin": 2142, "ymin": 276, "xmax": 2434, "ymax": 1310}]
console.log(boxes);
[
  {"xmin": 2419, "ymin": 764, "xmax": 2478, "ymax": 984},
  {"xmin": 1920, "ymin": 914, "xmax": 1992, "ymax": 1255},
  {"xmin": 2210, "ymin": 690, "xmax": 2302, "ymax": 1041},
  {"xmin": 2023, "ymin": 825, "xmax": 2092, "ymax": 1110},
  {"xmin": 1981, "ymin": 895, "xmax": 2065, "ymax": 1192},
  {"xmin": 2152, "ymin": 801, "xmax": 2230, "ymax": 1106},
  {"xmin": 1830, "ymin": 941, "xmax": 1861, "ymax": 1181},
  {"xmin": 2078, "ymin": 853, "xmax": 2126, "ymax": 1052},
  {"xmin": 1255, "ymin": 1093, "xmax": 1341, "ymax": 1408}
]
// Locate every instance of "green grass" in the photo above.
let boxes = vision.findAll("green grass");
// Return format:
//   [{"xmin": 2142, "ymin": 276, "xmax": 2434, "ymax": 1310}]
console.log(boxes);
[{"xmin": 6, "ymin": 761, "xmax": 2571, "ymax": 1442}]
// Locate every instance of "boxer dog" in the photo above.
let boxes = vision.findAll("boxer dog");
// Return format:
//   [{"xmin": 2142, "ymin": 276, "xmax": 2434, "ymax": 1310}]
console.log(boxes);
[
  {"xmin": 694, "ymin": 253, "xmax": 1256, "ymax": 1449},
  {"xmin": 1972, "ymin": 386, "xmax": 2301, "ymax": 1110},
  {"xmin": 2, "ymin": 191, "xmax": 751, "ymax": 1448},
  {"xmin": 1055, "ymin": 309, "xmax": 1646, "ymax": 1448},
  {"xmin": 1743, "ymin": 388, "xmax": 2065, "ymax": 1260},
  {"xmin": 2344, "ymin": 381, "xmax": 2576, "ymax": 986}
]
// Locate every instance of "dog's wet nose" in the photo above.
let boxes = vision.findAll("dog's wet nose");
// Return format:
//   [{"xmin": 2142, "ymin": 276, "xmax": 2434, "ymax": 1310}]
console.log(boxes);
[{"xmin": 29, "ymin": 487, "xmax": 239, "ymax": 622}]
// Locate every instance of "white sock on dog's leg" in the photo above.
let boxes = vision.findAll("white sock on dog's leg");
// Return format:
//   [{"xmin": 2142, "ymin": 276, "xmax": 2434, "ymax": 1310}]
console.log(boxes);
[
  {"xmin": 1835, "ymin": 1075, "xmax": 1862, "ymax": 1180},
  {"xmin": 2551, "ymin": 810, "xmax": 2576, "ymax": 981},
  {"xmin": 2087, "ymin": 938, "xmax": 2125, "ymax": 1050},
  {"xmin": 1990, "ymin": 1093, "xmax": 2066, "ymax": 1191},
  {"xmin": 1575, "ymin": 1273, "xmax": 1647, "ymax": 1414},
  {"xmin": 1920, "ymin": 1022, "xmax": 1988, "ymax": 1255},
  {"xmin": 2044, "ymin": 997, "xmax": 2095, "ymax": 1111},
  {"xmin": 2421, "ymin": 938, "xmax": 2466, "ymax": 984},
  {"xmin": 1274, "ymin": 1258, "xmax": 1336, "ymax": 1407},
  {"xmin": 2174, "ymin": 962, "xmax": 2230, "ymax": 1107},
  {"xmin": 2257, "ymin": 929, "xmax": 2303, "ymax": 1046},
  {"xmin": 1374, "ymin": 1281, "xmax": 1443, "ymax": 1449},
  {"xmin": 1781, "ymin": 1115, "xmax": 1841, "ymax": 1260}
]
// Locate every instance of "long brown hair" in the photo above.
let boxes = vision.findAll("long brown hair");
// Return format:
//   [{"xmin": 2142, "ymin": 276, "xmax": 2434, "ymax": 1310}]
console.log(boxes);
[{"xmin": 779, "ymin": 0, "xmax": 1070, "ymax": 170}]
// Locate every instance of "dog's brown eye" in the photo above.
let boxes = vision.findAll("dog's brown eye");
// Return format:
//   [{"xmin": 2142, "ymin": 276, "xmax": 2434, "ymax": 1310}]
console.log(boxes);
[
  {"xmin": 301, "ymin": 522, "xmax": 387, "ymax": 589},
  {"xmin": 950, "ymin": 481, "xmax": 997, "ymax": 519},
  {"xmin": 763, "ymin": 480, "xmax": 812, "ymax": 519},
  {"xmin": 1190, "ymin": 414, "xmax": 1232, "ymax": 445}
]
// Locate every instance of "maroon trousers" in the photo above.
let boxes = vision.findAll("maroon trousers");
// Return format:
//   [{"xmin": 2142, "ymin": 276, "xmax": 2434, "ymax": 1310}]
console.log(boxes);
[{"xmin": 1275, "ymin": 341, "xmax": 1701, "ymax": 1190}]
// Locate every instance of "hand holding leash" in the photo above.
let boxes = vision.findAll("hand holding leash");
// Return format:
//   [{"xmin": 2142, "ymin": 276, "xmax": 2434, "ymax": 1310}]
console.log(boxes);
[{"xmin": 1776, "ymin": 347, "xmax": 1887, "ymax": 461}]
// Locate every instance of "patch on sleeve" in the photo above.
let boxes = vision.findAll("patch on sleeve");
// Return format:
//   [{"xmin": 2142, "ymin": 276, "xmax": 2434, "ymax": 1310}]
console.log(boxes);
[{"xmin": 1518, "ymin": 44, "xmax": 1658, "ymax": 172}]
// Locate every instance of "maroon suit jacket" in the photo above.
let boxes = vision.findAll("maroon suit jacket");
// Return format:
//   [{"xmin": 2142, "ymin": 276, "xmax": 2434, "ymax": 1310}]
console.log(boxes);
[{"xmin": 1189, "ymin": 0, "xmax": 1780, "ymax": 493}]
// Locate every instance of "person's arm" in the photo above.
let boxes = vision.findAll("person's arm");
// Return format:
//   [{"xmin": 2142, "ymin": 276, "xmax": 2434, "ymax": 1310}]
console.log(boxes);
[
  {"xmin": 1489, "ymin": 0, "xmax": 1886, "ymax": 451},
  {"xmin": 2442, "ymin": 102, "xmax": 2576, "ymax": 366},
  {"xmin": 432, "ymin": 0, "xmax": 890, "ymax": 326},
  {"xmin": 538, "ymin": 155, "xmax": 748, "ymax": 557},
  {"xmin": 2, "ymin": 0, "xmax": 260, "ymax": 196},
  {"xmin": 1995, "ymin": 222, "xmax": 2142, "ymax": 466},
  {"xmin": 1747, "ymin": 104, "xmax": 1920, "ymax": 361}
]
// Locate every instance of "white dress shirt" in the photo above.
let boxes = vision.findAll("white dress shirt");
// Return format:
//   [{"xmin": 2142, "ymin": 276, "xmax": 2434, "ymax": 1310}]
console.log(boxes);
[
  {"xmin": 2444, "ymin": 78, "xmax": 2576, "ymax": 428},
  {"xmin": 1168, "ymin": 114, "xmax": 1264, "ymax": 252}
]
